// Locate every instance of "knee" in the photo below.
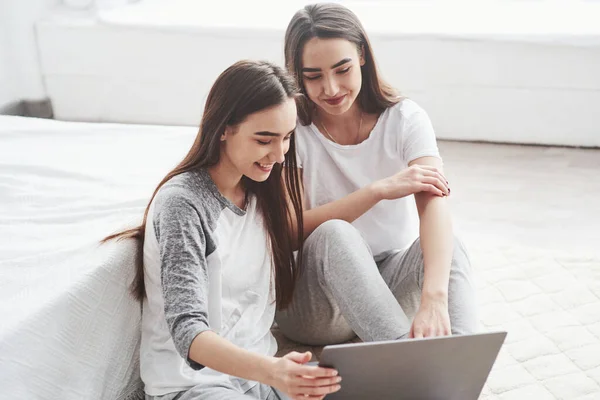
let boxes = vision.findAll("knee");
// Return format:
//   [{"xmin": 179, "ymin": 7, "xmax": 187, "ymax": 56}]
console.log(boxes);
[
  {"xmin": 451, "ymin": 235, "xmax": 472, "ymax": 273},
  {"xmin": 307, "ymin": 219, "xmax": 362, "ymax": 246},
  {"xmin": 303, "ymin": 220, "xmax": 370, "ymax": 276}
]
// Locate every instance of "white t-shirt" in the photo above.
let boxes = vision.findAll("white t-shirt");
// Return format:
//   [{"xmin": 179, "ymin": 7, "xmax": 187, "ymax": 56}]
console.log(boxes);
[
  {"xmin": 295, "ymin": 99, "xmax": 441, "ymax": 256},
  {"xmin": 141, "ymin": 170, "xmax": 277, "ymax": 396}
]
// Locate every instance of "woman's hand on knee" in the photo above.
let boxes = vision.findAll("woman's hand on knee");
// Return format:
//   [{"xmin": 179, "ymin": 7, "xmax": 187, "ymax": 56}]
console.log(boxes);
[
  {"xmin": 374, "ymin": 165, "xmax": 450, "ymax": 200},
  {"xmin": 265, "ymin": 351, "xmax": 341, "ymax": 400}
]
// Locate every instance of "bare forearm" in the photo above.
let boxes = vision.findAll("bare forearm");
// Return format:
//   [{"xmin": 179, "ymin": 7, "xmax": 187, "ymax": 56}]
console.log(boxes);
[
  {"xmin": 302, "ymin": 183, "xmax": 381, "ymax": 238},
  {"xmin": 189, "ymin": 331, "xmax": 275, "ymax": 385},
  {"xmin": 416, "ymin": 194, "xmax": 453, "ymax": 301}
]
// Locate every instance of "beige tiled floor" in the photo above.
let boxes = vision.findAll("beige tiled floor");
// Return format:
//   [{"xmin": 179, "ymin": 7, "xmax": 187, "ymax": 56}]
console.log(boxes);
[
  {"xmin": 442, "ymin": 141, "xmax": 600, "ymax": 256},
  {"xmin": 274, "ymin": 141, "xmax": 600, "ymax": 399}
]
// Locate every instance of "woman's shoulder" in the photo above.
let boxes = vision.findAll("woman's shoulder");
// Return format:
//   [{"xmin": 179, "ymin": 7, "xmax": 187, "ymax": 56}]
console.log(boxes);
[
  {"xmin": 159, "ymin": 171, "xmax": 200, "ymax": 198},
  {"xmin": 293, "ymin": 118, "xmax": 318, "ymax": 153},
  {"xmin": 295, "ymin": 118, "xmax": 314, "ymax": 134},
  {"xmin": 154, "ymin": 170, "xmax": 215, "ymax": 215},
  {"xmin": 385, "ymin": 98, "xmax": 429, "ymax": 122}
]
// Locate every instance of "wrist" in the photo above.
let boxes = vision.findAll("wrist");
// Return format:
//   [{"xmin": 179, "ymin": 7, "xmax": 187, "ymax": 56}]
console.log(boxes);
[
  {"xmin": 257, "ymin": 356, "xmax": 277, "ymax": 386},
  {"xmin": 368, "ymin": 180, "xmax": 385, "ymax": 202},
  {"xmin": 421, "ymin": 288, "xmax": 448, "ymax": 305}
]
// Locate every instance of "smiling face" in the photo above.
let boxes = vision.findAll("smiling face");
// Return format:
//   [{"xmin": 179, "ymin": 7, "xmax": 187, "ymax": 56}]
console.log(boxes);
[
  {"xmin": 301, "ymin": 37, "xmax": 365, "ymax": 116},
  {"xmin": 220, "ymin": 97, "xmax": 297, "ymax": 182}
]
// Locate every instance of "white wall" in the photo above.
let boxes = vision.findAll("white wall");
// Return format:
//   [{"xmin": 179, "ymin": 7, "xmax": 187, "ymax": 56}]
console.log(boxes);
[
  {"xmin": 0, "ymin": 0, "xmax": 60, "ymax": 112},
  {"xmin": 30, "ymin": 1, "xmax": 600, "ymax": 146},
  {"xmin": 0, "ymin": 3, "xmax": 17, "ymax": 111}
]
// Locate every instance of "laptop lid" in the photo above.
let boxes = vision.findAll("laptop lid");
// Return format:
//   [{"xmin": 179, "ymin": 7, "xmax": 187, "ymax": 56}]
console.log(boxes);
[{"xmin": 318, "ymin": 331, "xmax": 506, "ymax": 400}]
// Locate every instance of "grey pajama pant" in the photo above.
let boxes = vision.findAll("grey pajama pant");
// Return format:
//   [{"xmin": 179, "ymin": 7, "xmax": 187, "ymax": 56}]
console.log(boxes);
[
  {"xmin": 146, "ymin": 382, "xmax": 289, "ymax": 400},
  {"xmin": 275, "ymin": 219, "xmax": 479, "ymax": 345}
]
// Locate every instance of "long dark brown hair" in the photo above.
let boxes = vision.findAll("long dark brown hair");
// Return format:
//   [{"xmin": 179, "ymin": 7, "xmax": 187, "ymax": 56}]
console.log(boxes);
[
  {"xmin": 284, "ymin": 3, "xmax": 401, "ymax": 125},
  {"xmin": 103, "ymin": 60, "xmax": 304, "ymax": 310}
]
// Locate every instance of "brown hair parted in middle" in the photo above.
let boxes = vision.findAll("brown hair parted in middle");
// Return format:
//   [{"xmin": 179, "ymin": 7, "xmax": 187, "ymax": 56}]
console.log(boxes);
[
  {"xmin": 284, "ymin": 2, "xmax": 401, "ymax": 125},
  {"xmin": 103, "ymin": 60, "xmax": 304, "ymax": 310}
]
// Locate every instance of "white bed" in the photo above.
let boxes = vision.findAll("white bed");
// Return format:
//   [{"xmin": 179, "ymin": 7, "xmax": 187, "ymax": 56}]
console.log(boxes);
[
  {"xmin": 0, "ymin": 116, "xmax": 197, "ymax": 399},
  {"xmin": 1, "ymin": 116, "xmax": 599, "ymax": 399}
]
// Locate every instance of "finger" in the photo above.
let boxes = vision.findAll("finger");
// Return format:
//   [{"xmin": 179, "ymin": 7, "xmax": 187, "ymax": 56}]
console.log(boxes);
[
  {"xmin": 444, "ymin": 324, "xmax": 452, "ymax": 336},
  {"xmin": 294, "ymin": 383, "xmax": 341, "ymax": 396},
  {"xmin": 419, "ymin": 324, "xmax": 428, "ymax": 336},
  {"xmin": 414, "ymin": 164, "xmax": 439, "ymax": 171},
  {"xmin": 412, "ymin": 324, "xmax": 424, "ymax": 339},
  {"xmin": 295, "ymin": 365, "xmax": 338, "ymax": 378},
  {"xmin": 300, "ymin": 351, "xmax": 312, "ymax": 364},
  {"xmin": 420, "ymin": 167, "xmax": 449, "ymax": 187},
  {"xmin": 285, "ymin": 351, "xmax": 312, "ymax": 364},
  {"xmin": 292, "ymin": 394, "xmax": 326, "ymax": 400},
  {"xmin": 283, "ymin": 351, "xmax": 302, "ymax": 359},
  {"xmin": 421, "ymin": 176, "xmax": 449, "ymax": 195},
  {"xmin": 425, "ymin": 326, "xmax": 436, "ymax": 337},
  {"xmin": 419, "ymin": 183, "xmax": 444, "ymax": 197},
  {"xmin": 417, "ymin": 165, "xmax": 448, "ymax": 180},
  {"xmin": 297, "ymin": 375, "xmax": 342, "ymax": 388},
  {"xmin": 291, "ymin": 394, "xmax": 324, "ymax": 400},
  {"xmin": 291, "ymin": 383, "xmax": 342, "ymax": 397}
]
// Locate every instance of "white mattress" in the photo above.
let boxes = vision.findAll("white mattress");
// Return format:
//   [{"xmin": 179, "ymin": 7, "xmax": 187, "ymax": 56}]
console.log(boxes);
[
  {"xmin": 1, "ymin": 116, "xmax": 599, "ymax": 399},
  {"xmin": 0, "ymin": 116, "xmax": 197, "ymax": 400}
]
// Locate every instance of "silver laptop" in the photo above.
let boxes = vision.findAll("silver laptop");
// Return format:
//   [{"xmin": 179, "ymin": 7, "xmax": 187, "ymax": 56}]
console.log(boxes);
[{"xmin": 315, "ymin": 331, "xmax": 506, "ymax": 400}]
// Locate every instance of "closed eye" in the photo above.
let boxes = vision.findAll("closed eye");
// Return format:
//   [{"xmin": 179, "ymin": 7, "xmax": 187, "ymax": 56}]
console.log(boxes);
[
  {"xmin": 304, "ymin": 75, "xmax": 321, "ymax": 81},
  {"xmin": 337, "ymin": 67, "xmax": 351, "ymax": 75},
  {"xmin": 257, "ymin": 130, "xmax": 293, "ymax": 145}
]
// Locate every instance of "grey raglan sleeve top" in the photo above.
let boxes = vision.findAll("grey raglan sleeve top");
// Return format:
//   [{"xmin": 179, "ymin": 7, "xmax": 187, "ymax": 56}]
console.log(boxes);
[{"xmin": 153, "ymin": 188, "xmax": 213, "ymax": 370}]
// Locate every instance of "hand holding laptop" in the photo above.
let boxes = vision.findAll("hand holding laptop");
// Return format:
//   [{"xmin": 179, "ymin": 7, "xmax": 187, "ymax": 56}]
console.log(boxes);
[{"xmin": 267, "ymin": 351, "xmax": 341, "ymax": 399}]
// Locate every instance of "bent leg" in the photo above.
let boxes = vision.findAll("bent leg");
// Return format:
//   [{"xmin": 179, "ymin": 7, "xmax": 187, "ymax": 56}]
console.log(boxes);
[
  {"xmin": 378, "ymin": 236, "xmax": 479, "ymax": 335},
  {"xmin": 276, "ymin": 220, "xmax": 411, "ymax": 345}
]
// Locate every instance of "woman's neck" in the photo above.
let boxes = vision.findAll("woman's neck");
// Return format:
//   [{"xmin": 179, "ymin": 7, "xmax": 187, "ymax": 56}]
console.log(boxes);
[
  {"xmin": 208, "ymin": 158, "xmax": 246, "ymax": 209},
  {"xmin": 317, "ymin": 101, "xmax": 362, "ymax": 129},
  {"xmin": 315, "ymin": 102, "xmax": 365, "ymax": 145}
]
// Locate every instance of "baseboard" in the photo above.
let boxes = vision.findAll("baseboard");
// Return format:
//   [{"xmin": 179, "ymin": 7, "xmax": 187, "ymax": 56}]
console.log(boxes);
[
  {"xmin": 439, "ymin": 138, "xmax": 600, "ymax": 150},
  {"xmin": 0, "ymin": 101, "xmax": 25, "ymax": 116},
  {"xmin": 23, "ymin": 98, "xmax": 54, "ymax": 118},
  {"xmin": 0, "ymin": 99, "xmax": 54, "ymax": 118}
]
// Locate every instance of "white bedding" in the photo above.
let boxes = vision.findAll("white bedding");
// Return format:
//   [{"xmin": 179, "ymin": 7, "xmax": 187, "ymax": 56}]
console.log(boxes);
[
  {"xmin": 1, "ymin": 116, "xmax": 599, "ymax": 399},
  {"xmin": 0, "ymin": 116, "xmax": 197, "ymax": 399}
]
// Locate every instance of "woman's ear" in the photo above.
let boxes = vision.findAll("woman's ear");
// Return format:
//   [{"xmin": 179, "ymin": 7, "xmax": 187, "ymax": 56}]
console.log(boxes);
[
  {"xmin": 360, "ymin": 45, "xmax": 366, "ymax": 66},
  {"xmin": 221, "ymin": 125, "xmax": 232, "ymax": 141}
]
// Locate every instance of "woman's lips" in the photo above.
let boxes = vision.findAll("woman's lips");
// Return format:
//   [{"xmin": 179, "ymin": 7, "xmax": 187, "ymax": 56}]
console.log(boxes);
[{"xmin": 324, "ymin": 95, "xmax": 346, "ymax": 106}]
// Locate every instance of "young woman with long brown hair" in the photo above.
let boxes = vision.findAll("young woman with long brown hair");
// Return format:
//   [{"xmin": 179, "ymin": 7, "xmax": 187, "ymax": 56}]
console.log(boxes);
[
  {"xmin": 105, "ymin": 60, "xmax": 340, "ymax": 400},
  {"xmin": 276, "ymin": 3, "xmax": 479, "ymax": 346}
]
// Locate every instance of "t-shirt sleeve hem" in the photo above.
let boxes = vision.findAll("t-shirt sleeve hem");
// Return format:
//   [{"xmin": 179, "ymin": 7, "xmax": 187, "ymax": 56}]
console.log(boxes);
[
  {"xmin": 406, "ymin": 150, "xmax": 442, "ymax": 165},
  {"xmin": 182, "ymin": 326, "xmax": 213, "ymax": 370}
]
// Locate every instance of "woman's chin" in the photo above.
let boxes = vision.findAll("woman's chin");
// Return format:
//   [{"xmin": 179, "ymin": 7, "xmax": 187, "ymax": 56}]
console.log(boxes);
[
  {"xmin": 244, "ymin": 164, "xmax": 273, "ymax": 182},
  {"xmin": 318, "ymin": 98, "xmax": 355, "ymax": 116}
]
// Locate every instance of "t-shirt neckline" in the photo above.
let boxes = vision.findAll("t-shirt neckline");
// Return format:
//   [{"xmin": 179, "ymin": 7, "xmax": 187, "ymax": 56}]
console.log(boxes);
[{"xmin": 309, "ymin": 107, "xmax": 390, "ymax": 149}]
